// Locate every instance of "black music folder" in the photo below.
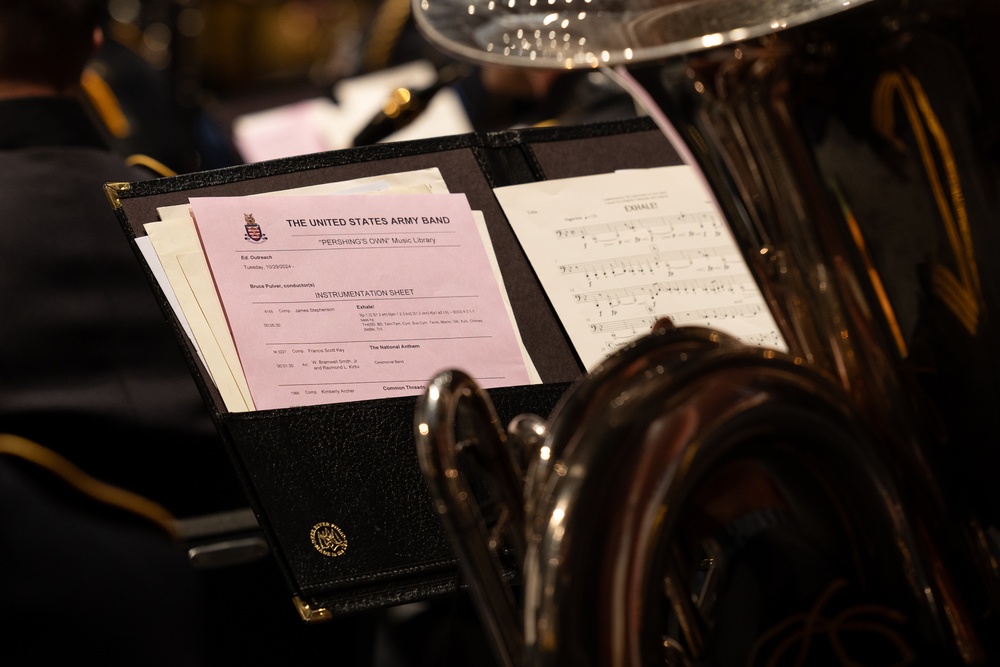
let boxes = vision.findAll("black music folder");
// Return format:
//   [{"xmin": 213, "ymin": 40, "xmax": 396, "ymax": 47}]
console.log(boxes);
[{"xmin": 106, "ymin": 117, "xmax": 680, "ymax": 620}]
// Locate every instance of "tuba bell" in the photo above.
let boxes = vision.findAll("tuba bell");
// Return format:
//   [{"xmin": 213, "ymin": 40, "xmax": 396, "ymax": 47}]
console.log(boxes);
[
  {"xmin": 417, "ymin": 322, "xmax": 982, "ymax": 665},
  {"xmin": 412, "ymin": 0, "xmax": 1000, "ymax": 663}
]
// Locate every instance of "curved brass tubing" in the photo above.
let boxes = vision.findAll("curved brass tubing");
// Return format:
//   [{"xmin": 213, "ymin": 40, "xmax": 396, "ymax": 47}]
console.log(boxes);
[{"xmin": 416, "ymin": 324, "xmax": 979, "ymax": 665}]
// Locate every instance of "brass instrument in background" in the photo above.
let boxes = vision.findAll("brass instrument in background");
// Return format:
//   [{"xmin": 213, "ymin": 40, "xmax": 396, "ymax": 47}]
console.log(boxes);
[{"xmin": 413, "ymin": 0, "xmax": 1000, "ymax": 664}]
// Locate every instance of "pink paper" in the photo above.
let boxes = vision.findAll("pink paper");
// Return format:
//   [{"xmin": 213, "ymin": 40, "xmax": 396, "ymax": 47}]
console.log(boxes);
[{"xmin": 190, "ymin": 193, "xmax": 531, "ymax": 410}]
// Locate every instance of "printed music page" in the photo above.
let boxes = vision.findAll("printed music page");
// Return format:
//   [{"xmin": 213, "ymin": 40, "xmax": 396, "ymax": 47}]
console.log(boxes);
[
  {"xmin": 494, "ymin": 165, "xmax": 786, "ymax": 370},
  {"xmin": 189, "ymin": 192, "xmax": 533, "ymax": 410}
]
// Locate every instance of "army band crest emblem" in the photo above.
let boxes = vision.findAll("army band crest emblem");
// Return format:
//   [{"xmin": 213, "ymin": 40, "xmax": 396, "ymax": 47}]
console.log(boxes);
[{"xmin": 244, "ymin": 212, "xmax": 268, "ymax": 243}]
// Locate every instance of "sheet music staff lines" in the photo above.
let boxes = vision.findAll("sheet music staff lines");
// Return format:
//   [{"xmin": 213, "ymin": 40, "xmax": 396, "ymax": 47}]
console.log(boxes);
[
  {"xmin": 587, "ymin": 304, "xmax": 784, "ymax": 356},
  {"xmin": 573, "ymin": 273, "xmax": 756, "ymax": 306},
  {"xmin": 559, "ymin": 245, "xmax": 737, "ymax": 279},
  {"xmin": 591, "ymin": 303, "xmax": 767, "ymax": 334},
  {"xmin": 554, "ymin": 210, "xmax": 720, "ymax": 244}
]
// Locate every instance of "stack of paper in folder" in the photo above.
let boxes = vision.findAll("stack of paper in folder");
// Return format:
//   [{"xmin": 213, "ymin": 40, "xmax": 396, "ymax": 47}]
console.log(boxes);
[{"xmin": 137, "ymin": 167, "xmax": 537, "ymax": 412}]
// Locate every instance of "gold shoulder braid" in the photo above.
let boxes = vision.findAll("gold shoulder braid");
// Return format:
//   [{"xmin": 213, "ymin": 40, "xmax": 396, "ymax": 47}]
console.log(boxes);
[
  {"xmin": 80, "ymin": 67, "xmax": 131, "ymax": 140},
  {"xmin": 0, "ymin": 433, "xmax": 178, "ymax": 539},
  {"xmin": 873, "ymin": 68, "xmax": 983, "ymax": 336},
  {"xmin": 80, "ymin": 66, "xmax": 177, "ymax": 177},
  {"xmin": 125, "ymin": 153, "xmax": 177, "ymax": 177}
]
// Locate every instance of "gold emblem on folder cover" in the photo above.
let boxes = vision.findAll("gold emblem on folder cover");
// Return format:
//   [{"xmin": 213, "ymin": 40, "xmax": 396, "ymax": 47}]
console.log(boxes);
[{"xmin": 310, "ymin": 522, "xmax": 348, "ymax": 557}]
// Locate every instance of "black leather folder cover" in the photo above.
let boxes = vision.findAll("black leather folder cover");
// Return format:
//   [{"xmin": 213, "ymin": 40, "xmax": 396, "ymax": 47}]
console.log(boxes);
[{"xmin": 107, "ymin": 117, "xmax": 681, "ymax": 619}]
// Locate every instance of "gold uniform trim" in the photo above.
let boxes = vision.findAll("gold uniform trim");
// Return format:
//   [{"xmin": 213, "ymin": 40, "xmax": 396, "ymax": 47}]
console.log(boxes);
[
  {"xmin": 0, "ymin": 433, "xmax": 178, "ymax": 539},
  {"xmin": 873, "ymin": 69, "xmax": 982, "ymax": 336},
  {"xmin": 836, "ymin": 189, "xmax": 909, "ymax": 358},
  {"xmin": 125, "ymin": 154, "xmax": 177, "ymax": 177},
  {"xmin": 81, "ymin": 67, "xmax": 131, "ymax": 139}
]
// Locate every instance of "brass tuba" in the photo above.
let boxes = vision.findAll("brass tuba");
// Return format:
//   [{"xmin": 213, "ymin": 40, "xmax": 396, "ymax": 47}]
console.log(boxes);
[
  {"xmin": 412, "ymin": 0, "xmax": 1000, "ymax": 663},
  {"xmin": 417, "ymin": 323, "xmax": 981, "ymax": 665}
]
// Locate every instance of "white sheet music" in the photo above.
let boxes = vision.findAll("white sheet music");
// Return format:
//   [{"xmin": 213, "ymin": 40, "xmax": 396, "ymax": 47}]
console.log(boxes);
[{"xmin": 494, "ymin": 166, "xmax": 787, "ymax": 370}]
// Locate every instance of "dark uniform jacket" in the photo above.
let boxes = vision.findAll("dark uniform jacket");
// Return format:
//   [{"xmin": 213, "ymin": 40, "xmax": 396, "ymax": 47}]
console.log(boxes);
[
  {"xmin": 0, "ymin": 96, "xmax": 384, "ymax": 665},
  {"xmin": 0, "ymin": 96, "xmax": 243, "ymax": 517},
  {"xmin": 0, "ymin": 434, "xmax": 206, "ymax": 664}
]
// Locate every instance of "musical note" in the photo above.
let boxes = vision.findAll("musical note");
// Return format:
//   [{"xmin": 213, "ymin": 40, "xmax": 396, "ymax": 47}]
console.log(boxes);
[
  {"xmin": 559, "ymin": 245, "xmax": 737, "ymax": 279},
  {"xmin": 554, "ymin": 210, "xmax": 721, "ymax": 246},
  {"xmin": 589, "ymin": 304, "xmax": 768, "ymax": 334},
  {"xmin": 572, "ymin": 274, "xmax": 756, "ymax": 307},
  {"xmin": 740, "ymin": 331, "xmax": 786, "ymax": 348}
]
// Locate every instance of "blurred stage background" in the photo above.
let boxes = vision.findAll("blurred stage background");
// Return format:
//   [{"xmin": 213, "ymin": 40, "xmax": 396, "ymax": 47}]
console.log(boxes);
[{"xmin": 95, "ymin": 0, "xmax": 638, "ymax": 173}]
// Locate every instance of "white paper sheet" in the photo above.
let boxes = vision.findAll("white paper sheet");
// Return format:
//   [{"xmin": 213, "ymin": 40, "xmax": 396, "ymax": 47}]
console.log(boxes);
[{"xmin": 494, "ymin": 165, "xmax": 787, "ymax": 370}]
